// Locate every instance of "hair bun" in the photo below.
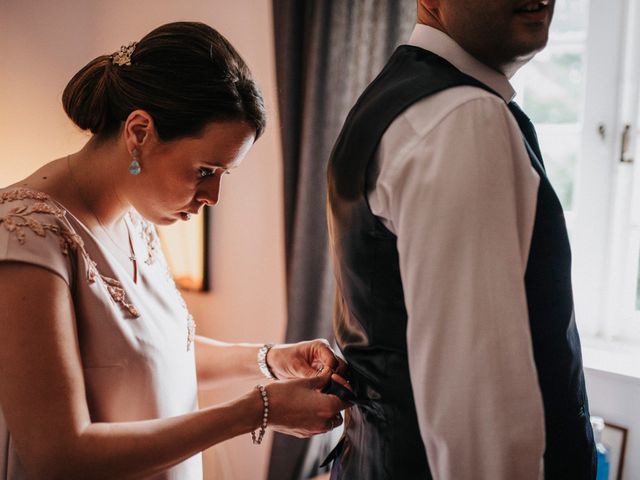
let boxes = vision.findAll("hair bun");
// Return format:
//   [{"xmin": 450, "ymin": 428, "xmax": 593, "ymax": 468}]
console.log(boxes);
[{"xmin": 62, "ymin": 55, "xmax": 115, "ymax": 134}]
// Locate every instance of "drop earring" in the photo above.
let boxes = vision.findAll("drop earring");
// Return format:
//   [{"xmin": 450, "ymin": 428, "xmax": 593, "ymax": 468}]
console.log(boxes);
[{"xmin": 129, "ymin": 148, "xmax": 142, "ymax": 175}]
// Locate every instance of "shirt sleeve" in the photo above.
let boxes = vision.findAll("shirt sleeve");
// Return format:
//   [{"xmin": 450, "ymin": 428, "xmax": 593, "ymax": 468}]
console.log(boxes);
[
  {"xmin": 0, "ymin": 198, "xmax": 74, "ymax": 285},
  {"xmin": 369, "ymin": 89, "xmax": 545, "ymax": 480}
]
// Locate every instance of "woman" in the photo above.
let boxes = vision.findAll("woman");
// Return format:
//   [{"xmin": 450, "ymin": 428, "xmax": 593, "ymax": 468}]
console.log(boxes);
[{"xmin": 0, "ymin": 21, "xmax": 348, "ymax": 479}]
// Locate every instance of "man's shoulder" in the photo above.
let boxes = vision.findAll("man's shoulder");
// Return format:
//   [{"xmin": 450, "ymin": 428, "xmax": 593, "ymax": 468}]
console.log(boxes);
[{"xmin": 397, "ymin": 85, "xmax": 509, "ymax": 139}]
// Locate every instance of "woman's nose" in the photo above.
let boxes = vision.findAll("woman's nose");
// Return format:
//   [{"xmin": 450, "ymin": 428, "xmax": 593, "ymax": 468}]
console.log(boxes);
[{"xmin": 197, "ymin": 176, "xmax": 222, "ymax": 206}]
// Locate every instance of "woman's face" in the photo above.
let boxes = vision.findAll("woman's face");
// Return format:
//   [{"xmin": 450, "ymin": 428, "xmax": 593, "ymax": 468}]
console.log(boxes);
[{"xmin": 128, "ymin": 120, "xmax": 256, "ymax": 225}]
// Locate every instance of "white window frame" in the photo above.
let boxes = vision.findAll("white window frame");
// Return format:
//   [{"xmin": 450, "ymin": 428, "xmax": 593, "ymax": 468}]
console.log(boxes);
[
  {"xmin": 617, "ymin": 0, "xmax": 640, "ymax": 338},
  {"xmin": 515, "ymin": 0, "xmax": 640, "ymax": 348},
  {"xmin": 555, "ymin": 0, "xmax": 640, "ymax": 344},
  {"xmin": 592, "ymin": 0, "xmax": 640, "ymax": 342}
]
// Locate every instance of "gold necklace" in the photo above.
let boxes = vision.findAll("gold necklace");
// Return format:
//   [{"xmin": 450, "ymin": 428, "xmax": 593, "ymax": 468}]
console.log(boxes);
[{"xmin": 66, "ymin": 154, "xmax": 139, "ymax": 283}]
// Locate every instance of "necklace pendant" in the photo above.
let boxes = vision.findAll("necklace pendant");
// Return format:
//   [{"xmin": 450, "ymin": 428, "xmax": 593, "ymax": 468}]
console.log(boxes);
[
  {"xmin": 130, "ymin": 256, "xmax": 138, "ymax": 284},
  {"xmin": 186, "ymin": 314, "xmax": 196, "ymax": 351}
]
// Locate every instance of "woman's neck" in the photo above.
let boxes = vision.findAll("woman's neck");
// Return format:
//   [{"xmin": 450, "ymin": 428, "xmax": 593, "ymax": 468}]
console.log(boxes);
[{"xmin": 66, "ymin": 138, "xmax": 132, "ymax": 229}]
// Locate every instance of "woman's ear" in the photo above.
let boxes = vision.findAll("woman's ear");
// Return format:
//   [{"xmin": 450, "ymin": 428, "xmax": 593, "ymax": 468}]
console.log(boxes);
[{"xmin": 123, "ymin": 110, "xmax": 156, "ymax": 151}]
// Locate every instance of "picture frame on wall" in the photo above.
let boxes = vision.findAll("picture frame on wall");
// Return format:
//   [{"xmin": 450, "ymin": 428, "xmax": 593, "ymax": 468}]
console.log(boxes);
[
  {"xmin": 156, "ymin": 207, "xmax": 210, "ymax": 292},
  {"xmin": 602, "ymin": 422, "xmax": 628, "ymax": 480}
]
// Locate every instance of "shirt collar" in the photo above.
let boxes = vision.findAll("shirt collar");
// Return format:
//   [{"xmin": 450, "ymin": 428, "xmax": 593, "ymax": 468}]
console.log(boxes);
[{"xmin": 408, "ymin": 24, "xmax": 515, "ymax": 102}]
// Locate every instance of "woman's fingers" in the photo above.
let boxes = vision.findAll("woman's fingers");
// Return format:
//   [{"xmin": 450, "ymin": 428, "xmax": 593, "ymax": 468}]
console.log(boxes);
[
  {"xmin": 265, "ymin": 369, "xmax": 352, "ymax": 438},
  {"xmin": 334, "ymin": 357, "xmax": 348, "ymax": 376},
  {"xmin": 330, "ymin": 373, "xmax": 352, "ymax": 392},
  {"xmin": 312, "ymin": 339, "xmax": 340, "ymax": 371},
  {"xmin": 308, "ymin": 367, "xmax": 333, "ymax": 390}
]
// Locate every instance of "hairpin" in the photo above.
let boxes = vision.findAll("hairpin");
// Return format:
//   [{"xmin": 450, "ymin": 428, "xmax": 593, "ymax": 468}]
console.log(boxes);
[{"xmin": 112, "ymin": 41, "xmax": 138, "ymax": 66}]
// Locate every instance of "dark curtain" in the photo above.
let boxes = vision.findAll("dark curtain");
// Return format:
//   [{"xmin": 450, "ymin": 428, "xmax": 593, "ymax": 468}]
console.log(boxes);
[{"xmin": 269, "ymin": 1, "xmax": 415, "ymax": 479}]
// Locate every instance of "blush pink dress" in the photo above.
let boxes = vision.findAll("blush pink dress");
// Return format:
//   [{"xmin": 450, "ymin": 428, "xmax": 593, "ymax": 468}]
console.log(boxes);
[{"xmin": 0, "ymin": 188, "xmax": 202, "ymax": 479}]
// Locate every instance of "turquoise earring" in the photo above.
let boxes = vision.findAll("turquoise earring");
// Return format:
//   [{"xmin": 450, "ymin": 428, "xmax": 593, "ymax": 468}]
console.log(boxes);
[{"xmin": 129, "ymin": 148, "xmax": 141, "ymax": 175}]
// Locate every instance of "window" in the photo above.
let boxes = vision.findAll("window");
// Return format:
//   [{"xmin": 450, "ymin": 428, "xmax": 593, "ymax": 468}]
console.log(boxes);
[
  {"xmin": 512, "ymin": 0, "xmax": 588, "ymax": 213},
  {"xmin": 512, "ymin": 0, "xmax": 640, "ymax": 341}
]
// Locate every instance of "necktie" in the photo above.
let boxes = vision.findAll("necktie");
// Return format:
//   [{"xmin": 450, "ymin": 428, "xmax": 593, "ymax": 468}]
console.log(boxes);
[{"xmin": 508, "ymin": 101, "xmax": 546, "ymax": 173}]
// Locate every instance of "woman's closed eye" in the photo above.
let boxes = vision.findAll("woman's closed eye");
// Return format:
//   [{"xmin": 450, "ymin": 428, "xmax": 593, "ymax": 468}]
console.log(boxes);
[
  {"xmin": 198, "ymin": 167, "xmax": 215, "ymax": 178},
  {"xmin": 198, "ymin": 167, "xmax": 231, "ymax": 178}
]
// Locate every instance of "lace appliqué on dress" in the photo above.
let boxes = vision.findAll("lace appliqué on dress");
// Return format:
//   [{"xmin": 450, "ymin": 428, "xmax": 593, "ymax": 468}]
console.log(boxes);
[
  {"xmin": 130, "ymin": 212, "xmax": 197, "ymax": 351},
  {"xmin": 0, "ymin": 189, "xmax": 140, "ymax": 317},
  {"xmin": 128, "ymin": 211, "xmax": 158, "ymax": 266}
]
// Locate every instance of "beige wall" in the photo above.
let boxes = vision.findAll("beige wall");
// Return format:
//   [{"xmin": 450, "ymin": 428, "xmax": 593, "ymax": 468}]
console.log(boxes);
[{"xmin": 0, "ymin": 1, "xmax": 286, "ymax": 478}]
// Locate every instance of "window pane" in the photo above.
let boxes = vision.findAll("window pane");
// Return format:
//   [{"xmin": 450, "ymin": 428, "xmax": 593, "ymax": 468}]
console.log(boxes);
[
  {"xmin": 551, "ymin": 0, "xmax": 589, "ymax": 34},
  {"xmin": 521, "ymin": 51, "xmax": 584, "ymax": 124},
  {"xmin": 537, "ymin": 127, "xmax": 580, "ymax": 209},
  {"xmin": 511, "ymin": 0, "xmax": 589, "ymax": 212}
]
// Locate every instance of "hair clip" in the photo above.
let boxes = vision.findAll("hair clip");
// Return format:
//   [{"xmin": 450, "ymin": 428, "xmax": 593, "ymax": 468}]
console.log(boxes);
[{"xmin": 112, "ymin": 41, "xmax": 138, "ymax": 66}]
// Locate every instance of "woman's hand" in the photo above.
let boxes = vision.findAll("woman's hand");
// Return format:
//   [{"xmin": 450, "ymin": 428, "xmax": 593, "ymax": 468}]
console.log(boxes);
[
  {"xmin": 264, "ymin": 370, "xmax": 348, "ymax": 438},
  {"xmin": 267, "ymin": 339, "xmax": 347, "ymax": 380}
]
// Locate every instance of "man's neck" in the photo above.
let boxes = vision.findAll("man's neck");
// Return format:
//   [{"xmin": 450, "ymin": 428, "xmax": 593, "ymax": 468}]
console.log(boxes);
[{"xmin": 415, "ymin": 19, "xmax": 527, "ymax": 78}]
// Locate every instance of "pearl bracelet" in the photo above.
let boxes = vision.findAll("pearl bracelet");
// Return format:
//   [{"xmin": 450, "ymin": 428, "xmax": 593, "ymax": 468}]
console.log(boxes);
[
  {"xmin": 257, "ymin": 343, "xmax": 276, "ymax": 380},
  {"xmin": 251, "ymin": 384, "xmax": 269, "ymax": 445}
]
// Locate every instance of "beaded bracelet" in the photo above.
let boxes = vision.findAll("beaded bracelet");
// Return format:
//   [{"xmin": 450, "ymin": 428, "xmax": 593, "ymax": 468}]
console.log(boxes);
[
  {"xmin": 257, "ymin": 344, "xmax": 276, "ymax": 380},
  {"xmin": 251, "ymin": 384, "xmax": 269, "ymax": 445}
]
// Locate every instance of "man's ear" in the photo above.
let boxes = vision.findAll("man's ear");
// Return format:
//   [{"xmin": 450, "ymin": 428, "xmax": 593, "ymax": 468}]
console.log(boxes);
[
  {"xmin": 418, "ymin": 0, "xmax": 440, "ymax": 12},
  {"xmin": 417, "ymin": 0, "xmax": 443, "ymax": 27},
  {"xmin": 123, "ymin": 109, "xmax": 156, "ymax": 150}
]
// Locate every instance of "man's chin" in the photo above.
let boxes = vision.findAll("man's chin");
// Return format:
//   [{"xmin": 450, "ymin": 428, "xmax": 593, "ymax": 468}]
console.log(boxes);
[
  {"xmin": 504, "ymin": 34, "xmax": 550, "ymax": 69},
  {"xmin": 516, "ymin": 27, "xmax": 551, "ymax": 55}
]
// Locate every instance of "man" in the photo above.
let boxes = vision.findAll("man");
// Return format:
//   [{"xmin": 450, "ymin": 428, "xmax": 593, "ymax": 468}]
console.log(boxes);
[{"xmin": 325, "ymin": 0, "xmax": 596, "ymax": 478}]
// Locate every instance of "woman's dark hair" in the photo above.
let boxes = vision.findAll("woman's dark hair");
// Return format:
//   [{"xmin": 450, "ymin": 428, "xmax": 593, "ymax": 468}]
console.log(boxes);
[{"xmin": 62, "ymin": 22, "xmax": 266, "ymax": 141}]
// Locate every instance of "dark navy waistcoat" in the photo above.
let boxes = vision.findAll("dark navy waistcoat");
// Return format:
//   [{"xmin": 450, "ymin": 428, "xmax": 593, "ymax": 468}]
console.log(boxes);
[{"xmin": 326, "ymin": 45, "xmax": 596, "ymax": 480}]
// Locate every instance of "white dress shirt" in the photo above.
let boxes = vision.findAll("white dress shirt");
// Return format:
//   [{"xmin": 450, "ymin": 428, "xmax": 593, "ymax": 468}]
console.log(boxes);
[{"xmin": 367, "ymin": 24, "xmax": 546, "ymax": 479}]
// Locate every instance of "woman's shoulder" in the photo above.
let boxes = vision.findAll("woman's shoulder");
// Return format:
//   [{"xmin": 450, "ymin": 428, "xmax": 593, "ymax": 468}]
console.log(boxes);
[
  {"xmin": 1, "ymin": 186, "xmax": 60, "ymax": 210},
  {"xmin": 0, "ymin": 187, "xmax": 82, "ymax": 284},
  {"xmin": 0, "ymin": 187, "xmax": 81, "ymax": 247}
]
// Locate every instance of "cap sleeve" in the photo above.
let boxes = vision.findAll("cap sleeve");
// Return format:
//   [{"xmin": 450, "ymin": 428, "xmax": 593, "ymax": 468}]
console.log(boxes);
[{"xmin": 0, "ymin": 189, "xmax": 79, "ymax": 285}]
